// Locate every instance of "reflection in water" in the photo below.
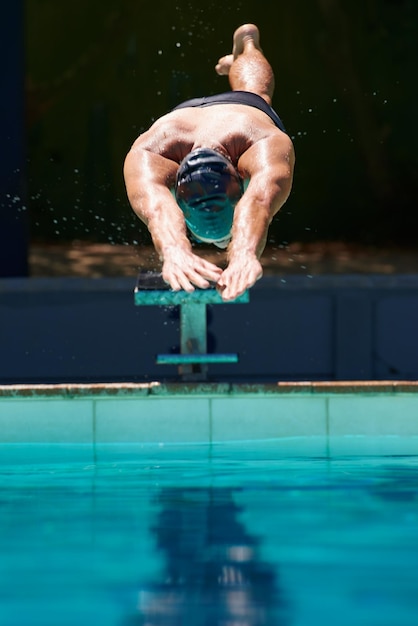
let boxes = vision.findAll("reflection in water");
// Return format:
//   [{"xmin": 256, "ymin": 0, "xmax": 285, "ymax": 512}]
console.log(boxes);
[{"xmin": 123, "ymin": 487, "xmax": 288, "ymax": 626}]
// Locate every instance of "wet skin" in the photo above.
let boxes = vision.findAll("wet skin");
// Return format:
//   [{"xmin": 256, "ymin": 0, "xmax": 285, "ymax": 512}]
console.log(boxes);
[{"xmin": 124, "ymin": 25, "xmax": 295, "ymax": 301}]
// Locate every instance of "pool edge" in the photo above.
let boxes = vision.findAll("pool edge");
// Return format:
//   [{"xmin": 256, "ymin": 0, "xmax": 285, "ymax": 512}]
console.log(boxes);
[
  {"xmin": 1, "ymin": 381, "xmax": 418, "ymax": 444},
  {"xmin": 1, "ymin": 380, "xmax": 418, "ymax": 398}
]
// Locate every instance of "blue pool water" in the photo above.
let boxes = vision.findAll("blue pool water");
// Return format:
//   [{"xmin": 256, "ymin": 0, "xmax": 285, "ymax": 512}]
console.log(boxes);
[{"xmin": 1, "ymin": 439, "xmax": 418, "ymax": 626}]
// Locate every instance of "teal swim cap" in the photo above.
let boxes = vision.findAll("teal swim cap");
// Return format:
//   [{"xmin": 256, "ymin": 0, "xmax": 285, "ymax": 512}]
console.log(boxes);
[{"xmin": 175, "ymin": 148, "xmax": 243, "ymax": 247}]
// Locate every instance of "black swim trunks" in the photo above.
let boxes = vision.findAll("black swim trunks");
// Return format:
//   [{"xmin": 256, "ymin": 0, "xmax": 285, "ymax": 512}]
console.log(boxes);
[{"xmin": 172, "ymin": 91, "xmax": 287, "ymax": 134}]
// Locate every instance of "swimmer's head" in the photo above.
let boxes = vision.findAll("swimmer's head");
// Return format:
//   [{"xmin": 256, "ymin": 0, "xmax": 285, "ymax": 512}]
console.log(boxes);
[{"xmin": 175, "ymin": 148, "xmax": 243, "ymax": 248}]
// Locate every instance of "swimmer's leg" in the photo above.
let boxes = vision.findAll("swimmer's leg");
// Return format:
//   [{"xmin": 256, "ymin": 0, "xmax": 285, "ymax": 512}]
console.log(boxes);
[{"xmin": 215, "ymin": 24, "xmax": 274, "ymax": 105}]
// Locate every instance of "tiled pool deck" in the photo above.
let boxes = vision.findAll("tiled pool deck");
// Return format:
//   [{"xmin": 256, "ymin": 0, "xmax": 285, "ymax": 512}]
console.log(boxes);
[{"xmin": 1, "ymin": 381, "xmax": 418, "ymax": 444}]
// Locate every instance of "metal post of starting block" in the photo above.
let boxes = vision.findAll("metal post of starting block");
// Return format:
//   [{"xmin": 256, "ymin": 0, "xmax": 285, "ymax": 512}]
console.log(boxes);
[
  {"xmin": 178, "ymin": 300, "xmax": 208, "ymax": 378},
  {"xmin": 134, "ymin": 273, "xmax": 249, "ymax": 380}
]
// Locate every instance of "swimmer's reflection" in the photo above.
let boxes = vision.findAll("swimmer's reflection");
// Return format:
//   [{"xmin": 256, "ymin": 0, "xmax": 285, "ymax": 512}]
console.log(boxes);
[{"xmin": 123, "ymin": 487, "xmax": 288, "ymax": 625}]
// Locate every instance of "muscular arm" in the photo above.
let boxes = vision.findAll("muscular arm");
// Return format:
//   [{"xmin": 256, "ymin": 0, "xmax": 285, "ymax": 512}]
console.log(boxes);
[
  {"xmin": 124, "ymin": 142, "xmax": 222, "ymax": 291},
  {"xmin": 218, "ymin": 133, "xmax": 295, "ymax": 301}
]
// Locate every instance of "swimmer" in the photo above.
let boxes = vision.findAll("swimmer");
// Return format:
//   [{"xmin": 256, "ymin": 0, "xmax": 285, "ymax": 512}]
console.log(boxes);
[{"xmin": 124, "ymin": 24, "xmax": 295, "ymax": 301}]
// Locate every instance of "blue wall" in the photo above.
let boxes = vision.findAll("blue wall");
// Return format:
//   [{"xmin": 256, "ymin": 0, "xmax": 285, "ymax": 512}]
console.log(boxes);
[{"xmin": 1, "ymin": 276, "xmax": 417, "ymax": 383}]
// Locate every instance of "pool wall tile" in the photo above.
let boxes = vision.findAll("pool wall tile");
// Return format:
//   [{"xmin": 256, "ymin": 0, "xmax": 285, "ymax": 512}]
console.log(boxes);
[
  {"xmin": 2, "ymin": 383, "xmax": 418, "ymax": 444},
  {"xmin": 210, "ymin": 396, "xmax": 327, "ymax": 441},
  {"xmin": 0, "ymin": 398, "xmax": 94, "ymax": 443},
  {"xmin": 94, "ymin": 397, "xmax": 211, "ymax": 443},
  {"xmin": 328, "ymin": 395, "xmax": 418, "ymax": 436}
]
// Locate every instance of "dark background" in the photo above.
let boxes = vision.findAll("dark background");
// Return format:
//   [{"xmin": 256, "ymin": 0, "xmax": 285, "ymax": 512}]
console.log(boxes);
[{"xmin": 2, "ymin": 0, "xmax": 418, "ymax": 276}]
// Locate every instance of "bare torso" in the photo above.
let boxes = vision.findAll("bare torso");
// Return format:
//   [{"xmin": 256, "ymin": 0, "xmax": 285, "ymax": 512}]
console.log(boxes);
[
  {"xmin": 124, "ymin": 25, "xmax": 295, "ymax": 301},
  {"xmin": 133, "ymin": 103, "xmax": 289, "ymax": 182}
]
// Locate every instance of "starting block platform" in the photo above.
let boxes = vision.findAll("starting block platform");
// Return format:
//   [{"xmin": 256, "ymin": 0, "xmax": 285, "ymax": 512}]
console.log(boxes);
[{"xmin": 134, "ymin": 273, "xmax": 249, "ymax": 380}]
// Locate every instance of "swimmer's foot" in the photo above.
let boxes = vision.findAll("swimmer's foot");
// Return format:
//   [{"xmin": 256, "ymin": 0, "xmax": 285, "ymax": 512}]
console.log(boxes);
[
  {"xmin": 215, "ymin": 24, "xmax": 262, "ymax": 76},
  {"xmin": 232, "ymin": 24, "xmax": 262, "ymax": 58},
  {"xmin": 215, "ymin": 54, "xmax": 234, "ymax": 75}
]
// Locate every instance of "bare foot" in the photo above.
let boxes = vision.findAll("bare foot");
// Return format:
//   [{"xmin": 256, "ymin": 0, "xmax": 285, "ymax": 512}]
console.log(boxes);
[
  {"xmin": 215, "ymin": 24, "xmax": 262, "ymax": 77},
  {"xmin": 215, "ymin": 54, "xmax": 234, "ymax": 75},
  {"xmin": 232, "ymin": 24, "xmax": 262, "ymax": 58}
]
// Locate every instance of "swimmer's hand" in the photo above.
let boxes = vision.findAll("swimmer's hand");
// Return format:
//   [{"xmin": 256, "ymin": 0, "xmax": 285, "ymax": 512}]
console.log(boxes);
[
  {"xmin": 217, "ymin": 254, "xmax": 263, "ymax": 301},
  {"xmin": 162, "ymin": 247, "xmax": 222, "ymax": 292}
]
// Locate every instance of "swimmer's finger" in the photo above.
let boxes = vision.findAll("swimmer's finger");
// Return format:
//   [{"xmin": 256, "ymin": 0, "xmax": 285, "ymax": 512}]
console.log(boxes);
[
  {"xmin": 199, "ymin": 258, "xmax": 222, "ymax": 272},
  {"xmin": 197, "ymin": 261, "xmax": 223, "ymax": 282},
  {"xmin": 173, "ymin": 271, "xmax": 196, "ymax": 292},
  {"xmin": 184, "ymin": 269, "xmax": 211, "ymax": 290},
  {"xmin": 162, "ymin": 269, "xmax": 190, "ymax": 293}
]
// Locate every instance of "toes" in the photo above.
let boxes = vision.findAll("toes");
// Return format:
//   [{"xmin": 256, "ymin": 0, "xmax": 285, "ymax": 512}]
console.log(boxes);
[{"xmin": 215, "ymin": 54, "xmax": 233, "ymax": 75}]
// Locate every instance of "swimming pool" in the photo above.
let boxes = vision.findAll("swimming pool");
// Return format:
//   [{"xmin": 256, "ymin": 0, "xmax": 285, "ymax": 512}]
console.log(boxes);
[
  {"xmin": 1, "ymin": 382, "xmax": 418, "ymax": 624},
  {"xmin": 1, "ymin": 438, "xmax": 418, "ymax": 626}
]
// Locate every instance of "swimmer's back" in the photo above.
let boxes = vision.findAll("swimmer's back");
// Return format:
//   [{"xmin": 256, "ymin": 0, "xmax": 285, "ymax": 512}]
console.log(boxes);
[{"xmin": 138, "ymin": 102, "xmax": 288, "ymax": 165}]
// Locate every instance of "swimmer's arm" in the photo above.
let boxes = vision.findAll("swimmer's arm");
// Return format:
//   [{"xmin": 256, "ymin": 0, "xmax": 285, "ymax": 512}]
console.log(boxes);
[
  {"xmin": 123, "ymin": 146, "xmax": 222, "ymax": 291},
  {"xmin": 123, "ymin": 146, "xmax": 190, "ymax": 255},
  {"xmin": 231, "ymin": 135, "xmax": 295, "ymax": 258},
  {"xmin": 217, "ymin": 135, "xmax": 294, "ymax": 301}
]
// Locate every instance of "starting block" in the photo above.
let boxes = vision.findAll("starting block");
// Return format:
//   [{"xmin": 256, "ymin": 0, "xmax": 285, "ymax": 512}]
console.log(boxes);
[{"xmin": 134, "ymin": 272, "xmax": 249, "ymax": 380}]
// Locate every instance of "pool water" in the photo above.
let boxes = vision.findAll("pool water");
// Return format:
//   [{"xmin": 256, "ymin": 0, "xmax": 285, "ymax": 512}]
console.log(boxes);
[{"xmin": 1, "ymin": 439, "xmax": 418, "ymax": 626}]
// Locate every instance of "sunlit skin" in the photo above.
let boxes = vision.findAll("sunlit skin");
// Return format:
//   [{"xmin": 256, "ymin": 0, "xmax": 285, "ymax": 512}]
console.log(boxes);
[{"xmin": 124, "ymin": 24, "xmax": 295, "ymax": 301}]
